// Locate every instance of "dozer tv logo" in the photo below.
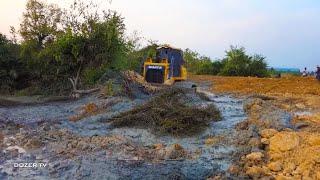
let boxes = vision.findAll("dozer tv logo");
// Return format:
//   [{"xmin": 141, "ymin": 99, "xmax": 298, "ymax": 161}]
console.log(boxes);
[{"xmin": 14, "ymin": 163, "xmax": 47, "ymax": 168}]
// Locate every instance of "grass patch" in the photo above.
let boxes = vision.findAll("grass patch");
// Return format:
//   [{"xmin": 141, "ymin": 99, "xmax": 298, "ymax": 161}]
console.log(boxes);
[{"xmin": 110, "ymin": 88, "xmax": 221, "ymax": 136}]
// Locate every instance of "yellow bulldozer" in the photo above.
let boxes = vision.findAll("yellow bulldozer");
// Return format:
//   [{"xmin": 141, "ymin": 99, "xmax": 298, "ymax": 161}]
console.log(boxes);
[{"xmin": 143, "ymin": 45, "xmax": 187, "ymax": 85}]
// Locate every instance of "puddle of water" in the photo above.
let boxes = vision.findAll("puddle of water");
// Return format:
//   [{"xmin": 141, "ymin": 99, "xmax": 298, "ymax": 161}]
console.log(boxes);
[
  {"xmin": 294, "ymin": 111, "xmax": 313, "ymax": 116},
  {"xmin": 197, "ymin": 88, "xmax": 246, "ymax": 135}
]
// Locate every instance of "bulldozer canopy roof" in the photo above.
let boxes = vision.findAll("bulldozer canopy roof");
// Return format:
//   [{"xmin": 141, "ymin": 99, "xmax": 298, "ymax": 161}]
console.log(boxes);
[{"xmin": 157, "ymin": 45, "xmax": 182, "ymax": 51}]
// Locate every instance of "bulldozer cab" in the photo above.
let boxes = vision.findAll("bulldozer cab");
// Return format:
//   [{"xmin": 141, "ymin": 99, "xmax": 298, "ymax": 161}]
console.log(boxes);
[{"xmin": 155, "ymin": 47, "xmax": 184, "ymax": 78}]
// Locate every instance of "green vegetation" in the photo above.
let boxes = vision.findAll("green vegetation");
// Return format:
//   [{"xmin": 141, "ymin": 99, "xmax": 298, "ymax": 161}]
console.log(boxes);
[
  {"xmin": 0, "ymin": 0, "xmax": 271, "ymax": 95},
  {"xmin": 0, "ymin": 34, "xmax": 28, "ymax": 93},
  {"xmin": 110, "ymin": 88, "xmax": 221, "ymax": 136},
  {"xmin": 185, "ymin": 46, "xmax": 269, "ymax": 77},
  {"xmin": 0, "ymin": 0, "xmax": 140, "ymax": 95}
]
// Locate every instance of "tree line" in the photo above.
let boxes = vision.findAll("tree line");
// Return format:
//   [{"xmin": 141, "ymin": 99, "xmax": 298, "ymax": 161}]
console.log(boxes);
[
  {"xmin": 0, "ymin": 0, "xmax": 270, "ymax": 95},
  {"xmin": 1, "ymin": 0, "xmax": 140, "ymax": 95},
  {"xmin": 184, "ymin": 46, "xmax": 269, "ymax": 77}
]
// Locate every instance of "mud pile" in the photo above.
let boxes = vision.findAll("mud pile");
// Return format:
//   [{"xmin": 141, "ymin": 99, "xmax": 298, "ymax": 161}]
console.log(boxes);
[
  {"xmin": 230, "ymin": 97, "xmax": 292, "ymax": 178},
  {"xmin": 98, "ymin": 70, "xmax": 161, "ymax": 99},
  {"xmin": 232, "ymin": 96, "xmax": 320, "ymax": 179},
  {"xmin": 292, "ymin": 113, "xmax": 320, "ymax": 132},
  {"xmin": 240, "ymin": 98, "xmax": 292, "ymax": 131},
  {"xmin": 110, "ymin": 88, "xmax": 221, "ymax": 136},
  {"xmin": 121, "ymin": 70, "xmax": 162, "ymax": 94},
  {"xmin": 240, "ymin": 130, "xmax": 320, "ymax": 179},
  {"xmin": 265, "ymin": 131, "xmax": 320, "ymax": 179},
  {"xmin": 68, "ymin": 98, "xmax": 123, "ymax": 122}
]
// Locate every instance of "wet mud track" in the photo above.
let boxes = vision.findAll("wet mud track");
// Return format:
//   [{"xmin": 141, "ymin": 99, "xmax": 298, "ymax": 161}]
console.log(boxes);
[{"xmin": 0, "ymin": 82, "xmax": 250, "ymax": 179}]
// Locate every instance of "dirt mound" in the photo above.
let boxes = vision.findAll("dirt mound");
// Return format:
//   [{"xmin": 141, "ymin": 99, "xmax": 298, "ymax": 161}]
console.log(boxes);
[
  {"xmin": 265, "ymin": 131, "xmax": 320, "ymax": 179},
  {"xmin": 292, "ymin": 113, "xmax": 320, "ymax": 132},
  {"xmin": 190, "ymin": 75, "xmax": 320, "ymax": 111},
  {"xmin": 121, "ymin": 71, "xmax": 161, "ymax": 94},
  {"xmin": 190, "ymin": 75, "xmax": 320, "ymax": 96},
  {"xmin": 98, "ymin": 70, "xmax": 162, "ymax": 98},
  {"xmin": 68, "ymin": 98, "xmax": 122, "ymax": 122},
  {"xmin": 242, "ymin": 98, "xmax": 291, "ymax": 130},
  {"xmin": 238, "ymin": 127, "xmax": 320, "ymax": 179},
  {"xmin": 269, "ymin": 131, "xmax": 300, "ymax": 152},
  {"xmin": 110, "ymin": 88, "xmax": 221, "ymax": 136},
  {"xmin": 233, "ymin": 98, "xmax": 296, "ymax": 178}
]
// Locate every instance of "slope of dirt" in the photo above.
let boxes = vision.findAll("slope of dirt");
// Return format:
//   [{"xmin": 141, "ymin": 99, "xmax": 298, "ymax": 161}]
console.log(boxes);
[
  {"xmin": 189, "ymin": 75, "xmax": 320, "ymax": 96},
  {"xmin": 190, "ymin": 75, "xmax": 320, "ymax": 179},
  {"xmin": 189, "ymin": 75, "xmax": 320, "ymax": 111}
]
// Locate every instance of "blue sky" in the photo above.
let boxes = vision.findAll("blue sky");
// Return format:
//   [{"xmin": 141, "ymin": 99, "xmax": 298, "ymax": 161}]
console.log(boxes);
[{"xmin": 1, "ymin": 0, "xmax": 319, "ymax": 70}]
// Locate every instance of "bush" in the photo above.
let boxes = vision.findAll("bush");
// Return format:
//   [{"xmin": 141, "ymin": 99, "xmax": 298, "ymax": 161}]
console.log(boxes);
[
  {"xmin": 83, "ymin": 68, "xmax": 104, "ymax": 86},
  {"xmin": 0, "ymin": 33, "xmax": 29, "ymax": 94},
  {"xmin": 184, "ymin": 49, "xmax": 223, "ymax": 75},
  {"xmin": 185, "ymin": 46, "xmax": 270, "ymax": 77},
  {"xmin": 110, "ymin": 88, "xmax": 221, "ymax": 136},
  {"xmin": 126, "ymin": 44, "xmax": 158, "ymax": 73},
  {"xmin": 220, "ymin": 46, "xmax": 269, "ymax": 77},
  {"xmin": 11, "ymin": 0, "xmax": 134, "ymax": 94},
  {"xmin": 103, "ymin": 80, "xmax": 114, "ymax": 96}
]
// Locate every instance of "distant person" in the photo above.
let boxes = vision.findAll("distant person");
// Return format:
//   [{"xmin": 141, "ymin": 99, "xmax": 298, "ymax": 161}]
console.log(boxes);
[
  {"xmin": 316, "ymin": 66, "xmax": 320, "ymax": 81},
  {"xmin": 302, "ymin": 67, "xmax": 308, "ymax": 77}
]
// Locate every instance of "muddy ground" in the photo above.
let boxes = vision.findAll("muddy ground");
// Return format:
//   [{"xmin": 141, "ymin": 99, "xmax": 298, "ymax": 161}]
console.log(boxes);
[
  {"xmin": 191, "ymin": 75, "xmax": 320, "ymax": 179},
  {"xmin": 0, "ymin": 79, "xmax": 316, "ymax": 179}
]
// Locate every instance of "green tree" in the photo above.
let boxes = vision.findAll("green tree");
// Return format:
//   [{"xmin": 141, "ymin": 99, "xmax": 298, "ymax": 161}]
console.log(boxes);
[
  {"xmin": 184, "ymin": 46, "xmax": 269, "ymax": 77},
  {"xmin": 248, "ymin": 54, "xmax": 269, "ymax": 77},
  {"xmin": 16, "ymin": 0, "xmax": 131, "ymax": 93},
  {"xmin": 19, "ymin": 0, "xmax": 62, "ymax": 47},
  {"xmin": 184, "ymin": 48, "xmax": 201, "ymax": 73},
  {"xmin": 184, "ymin": 49, "xmax": 223, "ymax": 75},
  {"xmin": 127, "ymin": 43, "xmax": 158, "ymax": 73},
  {"xmin": 211, "ymin": 60, "xmax": 224, "ymax": 75},
  {"xmin": 220, "ymin": 46, "xmax": 251, "ymax": 76},
  {"xmin": 51, "ymin": 1, "xmax": 129, "ymax": 90},
  {"xmin": 19, "ymin": 0, "xmax": 63, "ymax": 83},
  {"xmin": 0, "ymin": 33, "xmax": 27, "ymax": 93}
]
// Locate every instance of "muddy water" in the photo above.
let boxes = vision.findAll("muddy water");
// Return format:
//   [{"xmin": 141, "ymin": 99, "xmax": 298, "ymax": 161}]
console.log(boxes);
[
  {"xmin": 0, "ymin": 86, "xmax": 248, "ymax": 179},
  {"xmin": 195, "ymin": 88, "xmax": 247, "ymax": 171},
  {"xmin": 95, "ymin": 89, "xmax": 247, "ymax": 179},
  {"xmin": 205, "ymin": 91, "xmax": 246, "ymax": 135}
]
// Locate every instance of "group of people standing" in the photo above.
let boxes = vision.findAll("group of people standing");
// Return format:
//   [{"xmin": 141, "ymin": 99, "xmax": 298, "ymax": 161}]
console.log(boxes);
[{"xmin": 302, "ymin": 66, "xmax": 320, "ymax": 81}]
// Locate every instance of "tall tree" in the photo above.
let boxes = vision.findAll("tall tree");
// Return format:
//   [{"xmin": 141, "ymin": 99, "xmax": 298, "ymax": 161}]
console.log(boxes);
[
  {"xmin": 19, "ymin": 0, "xmax": 62, "ymax": 47},
  {"xmin": 0, "ymin": 33, "xmax": 25, "ymax": 92},
  {"xmin": 52, "ymin": 1, "xmax": 128, "ymax": 91},
  {"xmin": 221, "ymin": 46, "xmax": 251, "ymax": 76},
  {"xmin": 220, "ymin": 46, "xmax": 269, "ymax": 77}
]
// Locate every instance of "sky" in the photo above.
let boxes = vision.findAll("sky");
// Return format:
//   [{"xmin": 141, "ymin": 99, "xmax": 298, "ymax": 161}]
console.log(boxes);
[{"xmin": 0, "ymin": 0, "xmax": 320, "ymax": 70}]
